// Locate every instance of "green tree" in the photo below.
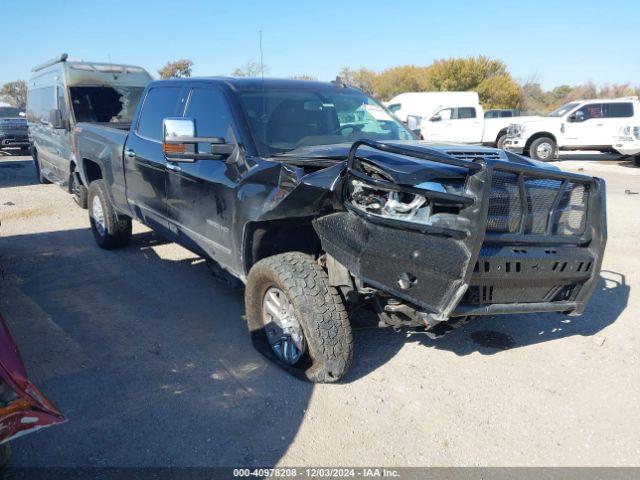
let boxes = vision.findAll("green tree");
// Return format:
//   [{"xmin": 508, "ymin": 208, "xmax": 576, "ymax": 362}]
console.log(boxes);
[
  {"xmin": 338, "ymin": 67, "xmax": 377, "ymax": 95},
  {"xmin": 476, "ymin": 74, "xmax": 520, "ymax": 109},
  {"xmin": 0, "ymin": 80, "xmax": 27, "ymax": 109},
  {"xmin": 372, "ymin": 65, "xmax": 431, "ymax": 100},
  {"xmin": 158, "ymin": 59, "xmax": 193, "ymax": 79}
]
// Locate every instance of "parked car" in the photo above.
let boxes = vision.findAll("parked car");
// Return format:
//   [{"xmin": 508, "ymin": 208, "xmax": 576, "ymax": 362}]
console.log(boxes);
[
  {"xmin": 504, "ymin": 97, "xmax": 640, "ymax": 161},
  {"xmin": 484, "ymin": 109, "xmax": 523, "ymax": 119},
  {"xmin": 27, "ymin": 53, "xmax": 152, "ymax": 207},
  {"xmin": 0, "ymin": 107, "xmax": 29, "ymax": 153},
  {"xmin": 401, "ymin": 92, "xmax": 538, "ymax": 148},
  {"xmin": 74, "ymin": 78, "xmax": 606, "ymax": 382},
  {"xmin": 0, "ymin": 314, "xmax": 65, "ymax": 466}
]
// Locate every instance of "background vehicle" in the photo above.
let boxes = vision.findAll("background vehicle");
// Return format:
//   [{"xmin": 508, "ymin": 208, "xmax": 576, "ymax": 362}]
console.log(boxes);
[
  {"xmin": 0, "ymin": 107, "xmax": 29, "ymax": 153},
  {"xmin": 27, "ymin": 53, "xmax": 152, "ymax": 207},
  {"xmin": 412, "ymin": 94, "xmax": 538, "ymax": 148},
  {"xmin": 0, "ymin": 314, "xmax": 65, "ymax": 466},
  {"xmin": 386, "ymin": 91, "xmax": 479, "ymax": 124},
  {"xmin": 74, "ymin": 78, "xmax": 606, "ymax": 383},
  {"xmin": 484, "ymin": 109, "xmax": 523, "ymax": 118},
  {"xmin": 614, "ymin": 125, "xmax": 640, "ymax": 166},
  {"xmin": 504, "ymin": 97, "xmax": 640, "ymax": 161}
]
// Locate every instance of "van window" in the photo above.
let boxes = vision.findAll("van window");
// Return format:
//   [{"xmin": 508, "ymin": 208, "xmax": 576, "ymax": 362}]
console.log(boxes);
[
  {"xmin": 185, "ymin": 88, "xmax": 235, "ymax": 139},
  {"xmin": 136, "ymin": 87, "xmax": 181, "ymax": 141},
  {"xmin": 603, "ymin": 102, "xmax": 633, "ymax": 118},
  {"xmin": 70, "ymin": 86, "xmax": 144, "ymax": 124},
  {"xmin": 454, "ymin": 107, "xmax": 477, "ymax": 119},
  {"xmin": 27, "ymin": 87, "xmax": 56, "ymax": 123}
]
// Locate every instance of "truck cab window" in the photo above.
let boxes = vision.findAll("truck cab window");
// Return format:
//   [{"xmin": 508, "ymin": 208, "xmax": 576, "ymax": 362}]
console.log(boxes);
[
  {"xmin": 136, "ymin": 87, "xmax": 181, "ymax": 141},
  {"xmin": 603, "ymin": 102, "xmax": 633, "ymax": 118},
  {"xmin": 576, "ymin": 103, "xmax": 603, "ymax": 120},
  {"xmin": 184, "ymin": 88, "xmax": 235, "ymax": 140},
  {"xmin": 454, "ymin": 107, "xmax": 476, "ymax": 119},
  {"xmin": 70, "ymin": 86, "xmax": 144, "ymax": 124},
  {"xmin": 435, "ymin": 108, "xmax": 453, "ymax": 120}
]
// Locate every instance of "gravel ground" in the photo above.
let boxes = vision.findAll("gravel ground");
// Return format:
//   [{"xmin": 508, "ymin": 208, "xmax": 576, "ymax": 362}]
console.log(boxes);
[{"xmin": 0, "ymin": 150, "xmax": 638, "ymax": 467}]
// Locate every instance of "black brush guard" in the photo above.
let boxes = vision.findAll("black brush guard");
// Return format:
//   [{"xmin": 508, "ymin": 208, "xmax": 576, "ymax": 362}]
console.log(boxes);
[{"xmin": 313, "ymin": 140, "xmax": 607, "ymax": 322}]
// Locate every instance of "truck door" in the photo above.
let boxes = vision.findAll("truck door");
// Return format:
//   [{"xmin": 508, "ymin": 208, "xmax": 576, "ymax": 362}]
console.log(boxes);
[
  {"xmin": 123, "ymin": 86, "xmax": 182, "ymax": 225},
  {"xmin": 563, "ymin": 103, "xmax": 608, "ymax": 148},
  {"xmin": 423, "ymin": 107, "xmax": 483, "ymax": 143},
  {"xmin": 165, "ymin": 86, "xmax": 238, "ymax": 268}
]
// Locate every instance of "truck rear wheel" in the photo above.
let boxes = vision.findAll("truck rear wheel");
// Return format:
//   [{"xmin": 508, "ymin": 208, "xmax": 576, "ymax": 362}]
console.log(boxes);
[
  {"xmin": 88, "ymin": 180, "xmax": 132, "ymax": 250},
  {"xmin": 245, "ymin": 252, "xmax": 353, "ymax": 383},
  {"xmin": 529, "ymin": 137, "xmax": 556, "ymax": 162}
]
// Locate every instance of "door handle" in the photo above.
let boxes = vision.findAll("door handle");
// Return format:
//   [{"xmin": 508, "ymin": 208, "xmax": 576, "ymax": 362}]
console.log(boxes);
[
  {"xmin": 125, "ymin": 148, "xmax": 136, "ymax": 158},
  {"xmin": 166, "ymin": 163, "xmax": 181, "ymax": 173}
]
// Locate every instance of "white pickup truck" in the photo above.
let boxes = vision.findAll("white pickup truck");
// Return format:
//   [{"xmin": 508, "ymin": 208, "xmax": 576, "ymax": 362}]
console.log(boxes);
[
  {"xmin": 392, "ymin": 92, "xmax": 538, "ymax": 148},
  {"xmin": 504, "ymin": 97, "xmax": 640, "ymax": 161}
]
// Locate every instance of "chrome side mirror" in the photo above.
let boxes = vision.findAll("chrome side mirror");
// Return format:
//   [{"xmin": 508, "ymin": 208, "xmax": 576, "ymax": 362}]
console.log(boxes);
[{"xmin": 163, "ymin": 117, "xmax": 234, "ymax": 162}]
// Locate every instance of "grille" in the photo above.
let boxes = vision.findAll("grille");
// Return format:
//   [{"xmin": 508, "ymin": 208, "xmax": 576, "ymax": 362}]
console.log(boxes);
[{"xmin": 487, "ymin": 170, "xmax": 589, "ymax": 236}]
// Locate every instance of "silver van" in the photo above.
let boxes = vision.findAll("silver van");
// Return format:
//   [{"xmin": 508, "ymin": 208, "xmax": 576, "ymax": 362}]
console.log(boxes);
[{"xmin": 27, "ymin": 53, "xmax": 151, "ymax": 207}]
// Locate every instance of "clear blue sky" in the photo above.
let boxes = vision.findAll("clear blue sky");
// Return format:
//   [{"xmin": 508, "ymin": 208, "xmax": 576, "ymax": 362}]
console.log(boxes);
[{"xmin": 1, "ymin": 0, "xmax": 638, "ymax": 90}]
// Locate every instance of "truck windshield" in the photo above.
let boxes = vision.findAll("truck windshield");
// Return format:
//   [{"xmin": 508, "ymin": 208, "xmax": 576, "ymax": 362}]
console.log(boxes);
[
  {"xmin": 0, "ymin": 107, "xmax": 23, "ymax": 118},
  {"xmin": 69, "ymin": 86, "xmax": 144, "ymax": 124},
  {"xmin": 238, "ymin": 90, "xmax": 414, "ymax": 156},
  {"xmin": 548, "ymin": 102, "xmax": 580, "ymax": 117}
]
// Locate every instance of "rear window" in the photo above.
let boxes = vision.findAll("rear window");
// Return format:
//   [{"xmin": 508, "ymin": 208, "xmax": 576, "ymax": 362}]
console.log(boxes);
[
  {"xmin": 604, "ymin": 102, "xmax": 633, "ymax": 118},
  {"xmin": 70, "ymin": 86, "xmax": 144, "ymax": 124},
  {"xmin": 136, "ymin": 87, "xmax": 181, "ymax": 141}
]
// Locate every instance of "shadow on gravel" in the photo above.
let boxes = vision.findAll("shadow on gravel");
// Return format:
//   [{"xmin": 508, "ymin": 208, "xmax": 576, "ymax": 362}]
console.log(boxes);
[
  {"xmin": 0, "ymin": 158, "xmax": 38, "ymax": 188},
  {"xmin": 346, "ymin": 269, "xmax": 628, "ymax": 379},
  {"xmin": 0, "ymin": 228, "xmax": 322, "ymax": 467}
]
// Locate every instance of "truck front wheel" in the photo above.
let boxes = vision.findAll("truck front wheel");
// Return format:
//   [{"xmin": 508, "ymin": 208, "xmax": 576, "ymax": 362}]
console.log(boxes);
[
  {"xmin": 529, "ymin": 137, "xmax": 557, "ymax": 162},
  {"xmin": 88, "ymin": 180, "xmax": 132, "ymax": 250},
  {"xmin": 245, "ymin": 252, "xmax": 353, "ymax": 383}
]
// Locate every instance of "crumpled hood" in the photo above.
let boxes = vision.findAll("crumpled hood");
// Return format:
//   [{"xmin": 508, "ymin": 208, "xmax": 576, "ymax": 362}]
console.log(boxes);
[{"xmin": 275, "ymin": 140, "xmax": 560, "ymax": 186}]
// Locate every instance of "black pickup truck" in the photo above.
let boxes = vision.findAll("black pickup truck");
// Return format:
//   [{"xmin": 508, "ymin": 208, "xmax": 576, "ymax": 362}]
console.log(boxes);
[
  {"xmin": 74, "ymin": 78, "xmax": 607, "ymax": 382},
  {"xmin": 0, "ymin": 107, "xmax": 29, "ymax": 152}
]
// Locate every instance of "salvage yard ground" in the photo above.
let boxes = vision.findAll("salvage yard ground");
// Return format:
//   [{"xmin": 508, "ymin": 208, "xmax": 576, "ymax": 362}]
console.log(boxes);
[{"xmin": 0, "ymin": 151, "xmax": 639, "ymax": 467}]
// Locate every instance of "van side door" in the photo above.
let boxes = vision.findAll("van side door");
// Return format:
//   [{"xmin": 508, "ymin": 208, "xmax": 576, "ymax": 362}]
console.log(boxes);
[
  {"xmin": 123, "ymin": 86, "xmax": 182, "ymax": 226},
  {"xmin": 165, "ymin": 86, "xmax": 240, "ymax": 269}
]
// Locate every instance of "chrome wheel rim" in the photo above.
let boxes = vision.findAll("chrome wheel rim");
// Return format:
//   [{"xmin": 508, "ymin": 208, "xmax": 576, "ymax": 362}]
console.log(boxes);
[
  {"xmin": 536, "ymin": 142, "xmax": 552, "ymax": 159},
  {"xmin": 92, "ymin": 195, "xmax": 106, "ymax": 237},
  {"xmin": 262, "ymin": 287, "xmax": 306, "ymax": 365}
]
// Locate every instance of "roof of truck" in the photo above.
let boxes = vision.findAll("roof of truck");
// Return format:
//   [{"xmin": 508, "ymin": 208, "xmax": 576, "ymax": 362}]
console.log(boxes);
[{"xmin": 149, "ymin": 77, "xmax": 361, "ymax": 92}]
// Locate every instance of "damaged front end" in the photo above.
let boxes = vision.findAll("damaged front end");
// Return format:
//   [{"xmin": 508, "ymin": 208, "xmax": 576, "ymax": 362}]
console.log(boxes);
[{"xmin": 313, "ymin": 140, "xmax": 607, "ymax": 335}]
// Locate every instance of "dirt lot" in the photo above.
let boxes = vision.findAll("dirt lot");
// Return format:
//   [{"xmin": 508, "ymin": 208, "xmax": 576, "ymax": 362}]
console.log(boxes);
[{"xmin": 0, "ymin": 151, "xmax": 639, "ymax": 467}]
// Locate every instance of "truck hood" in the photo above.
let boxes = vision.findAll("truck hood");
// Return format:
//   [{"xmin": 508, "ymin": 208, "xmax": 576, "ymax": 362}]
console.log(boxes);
[
  {"xmin": 273, "ymin": 140, "xmax": 559, "ymax": 185},
  {"xmin": 515, "ymin": 116, "xmax": 562, "ymax": 131}
]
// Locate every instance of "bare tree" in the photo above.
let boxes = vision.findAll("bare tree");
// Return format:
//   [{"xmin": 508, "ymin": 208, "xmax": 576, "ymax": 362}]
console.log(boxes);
[
  {"xmin": 158, "ymin": 59, "xmax": 194, "ymax": 79},
  {"xmin": 290, "ymin": 74, "xmax": 317, "ymax": 81},
  {"xmin": 231, "ymin": 61, "xmax": 267, "ymax": 78},
  {"xmin": 0, "ymin": 80, "xmax": 27, "ymax": 109}
]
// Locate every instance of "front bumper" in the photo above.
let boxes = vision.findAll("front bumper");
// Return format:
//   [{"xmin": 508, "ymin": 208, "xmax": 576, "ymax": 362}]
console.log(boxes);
[
  {"xmin": 503, "ymin": 138, "xmax": 525, "ymax": 154},
  {"xmin": 314, "ymin": 141, "xmax": 606, "ymax": 322},
  {"xmin": 0, "ymin": 134, "xmax": 30, "ymax": 148}
]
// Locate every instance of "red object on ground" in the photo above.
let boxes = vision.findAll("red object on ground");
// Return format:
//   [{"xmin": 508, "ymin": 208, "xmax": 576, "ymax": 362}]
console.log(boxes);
[{"xmin": 0, "ymin": 314, "xmax": 65, "ymax": 444}]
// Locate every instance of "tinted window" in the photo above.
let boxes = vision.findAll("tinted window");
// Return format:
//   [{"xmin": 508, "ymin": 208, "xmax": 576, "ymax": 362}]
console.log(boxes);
[
  {"xmin": 435, "ymin": 108, "xmax": 453, "ymax": 120},
  {"xmin": 484, "ymin": 111, "xmax": 498, "ymax": 118},
  {"xmin": 27, "ymin": 87, "xmax": 56, "ymax": 123},
  {"xmin": 604, "ymin": 102, "xmax": 633, "ymax": 118},
  {"xmin": 185, "ymin": 88, "xmax": 235, "ymax": 139},
  {"xmin": 137, "ymin": 87, "xmax": 181, "ymax": 141},
  {"xmin": 454, "ymin": 107, "xmax": 476, "ymax": 119},
  {"xmin": 502, "ymin": 111, "xmax": 513, "ymax": 117},
  {"xmin": 576, "ymin": 103, "xmax": 603, "ymax": 120}
]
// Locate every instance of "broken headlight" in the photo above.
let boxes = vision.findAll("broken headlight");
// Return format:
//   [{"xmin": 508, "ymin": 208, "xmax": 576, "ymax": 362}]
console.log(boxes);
[{"xmin": 348, "ymin": 178, "xmax": 434, "ymax": 224}]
